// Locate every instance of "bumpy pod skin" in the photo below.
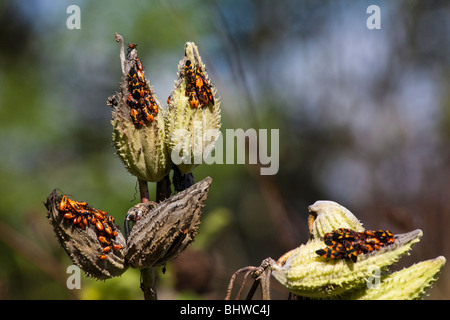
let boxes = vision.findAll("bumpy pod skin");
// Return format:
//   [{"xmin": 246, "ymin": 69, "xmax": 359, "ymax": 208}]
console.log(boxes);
[
  {"xmin": 44, "ymin": 190, "xmax": 128, "ymax": 280},
  {"xmin": 348, "ymin": 256, "xmax": 446, "ymax": 300},
  {"xmin": 270, "ymin": 200, "xmax": 446, "ymax": 299},
  {"xmin": 165, "ymin": 42, "xmax": 221, "ymax": 174},
  {"xmin": 271, "ymin": 230, "xmax": 422, "ymax": 298},
  {"xmin": 109, "ymin": 41, "xmax": 171, "ymax": 183},
  {"xmin": 308, "ymin": 200, "xmax": 365, "ymax": 239},
  {"xmin": 125, "ymin": 177, "xmax": 212, "ymax": 269}
]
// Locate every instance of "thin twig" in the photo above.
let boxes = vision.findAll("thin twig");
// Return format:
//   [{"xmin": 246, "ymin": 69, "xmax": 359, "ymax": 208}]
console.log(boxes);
[
  {"xmin": 225, "ymin": 266, "xmax": 255, "ymax": 300},
  {"xmin": 245, "ymin": 279, "xmax": 260, "ymax": 300},
  {"xmin": 226, "ymin": 258, "xmax": 275, "ymax": 300}
]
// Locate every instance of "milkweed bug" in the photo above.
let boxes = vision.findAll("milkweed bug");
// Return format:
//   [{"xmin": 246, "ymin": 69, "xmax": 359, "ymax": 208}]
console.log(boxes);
[
  {"xmin": 188, "ymin": 91, "xmax": 199, "ymax": 108},
  {"xmin": 59, "ymin": 195, "xmax": 69, "ymax": 211},
  {"xmin": 141, "ymin": 106, "xmax": 154, "ymax": 122},
  {"xmin": 316, "ymin": 228, "xmax": 395, "ymax": 262},
  {"xmin": 135, "ymin": 58, "xmax": 144, "ymax": 71},
  {"xmin": 64, "ymin": 212, "xmax": 74, "ymax": 219},
  {"xmin": 95, "ymin": 220, "xmax": 104, "ymax": 231},
  {"xmin": 130, "ymin": 108, "xmax": 143, "ymax": 127},
  {"xmin": 98, "ymin": 236, "xmax": 110, "ymax": 245},
  {"xmin": 103, "ymin": 221, "xmax": 113, "ymax": 235}
]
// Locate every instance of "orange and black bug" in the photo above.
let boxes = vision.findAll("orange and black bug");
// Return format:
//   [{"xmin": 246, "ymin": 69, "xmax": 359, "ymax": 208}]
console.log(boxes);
[
  {"xmin": 127, "ymin": 93, "xmax": 139, "ymax": 107},
  {"xmin": 317, "ymin": 228, "xmax": 395, "ymax": 262},
  {"xmin": 185, "ymin": 60, "xmax": 195, "ymax": 81},
  {"xmin": 188, "ymin": 91, "xmax": 199, "ymax": 108},
  {"xmin": 64, "ymin": 212, "xmax": 74, "ymax": 220},
  {"xmin": 184, "ymin": 60, "xmax": 196, "ymax": 96},
  {"xmin": 136, "ymin": 68, "xmax": 146, "ymax": 84},
  {"xmin": 203, "ymin": 85, "xmax": 214, "ymax": 106},
  {"xmin": 324, "ymin": 228, "xmax": 358, "ymax": 241},
  {"xmin": 195, "ymin": 71, "xmax": 204, "ymax": 92},
  {"xmin": 129, "ymin": 78, "xmax": 143, "ymax": 99},
  {"xmin": 102, "ymin": 246, "xmax": 111, "ymax": 253},
  {"xmin": 92, "ymin": 209, "xmax": 105, "ymax": 221},
  {"xmin": 374, "ymin": 230, "xmax": 394, "ymax": 241},
  {"xmin": 127, "ymin": 43, "xmax": 138, "ymax": 54},
  {"xmin": 135, "ymin": 57, "xmax": 144, "ymax": 71},
  {"xmin": 103, "ymin": 221, "xmax": 113, "ymax": 235},
  {"xmin": 98, "ymin": 236, "xmax": 110, "ymax": 245},
  {"xmin": 141, "ymin": 106, "xmax": 154, "ymax": 122},
  {"xmin": 113, "ymin": 244, "xmax": 122, "ymax": 251},
  {"xmin": 316, "ymin": 247, "xmax": 345, "ymax": 259},
  {"xmin": 343, "ymin": 240, "xmax": 358, "ymax": 263},
  {"xmin": 197, "ymin": 90, "xmax": 208, "ymax": 106},
  {"xmin": 98, "ymin": 255, "xmax": 107, "ymax": 260},
  {"xmin": 194, "ymin": 66, "xmax": 214, "ymax": 107},
  {"xmin": 59, "ymin": 195, "xmax": 69, "ymax": 211},
  {"xmin": 95, "ymin": 219, "xmax": 104, "ymax": 231},
  {"xmin": 130, "ymin": 108, "xmax": 144, "ymax": 127}
]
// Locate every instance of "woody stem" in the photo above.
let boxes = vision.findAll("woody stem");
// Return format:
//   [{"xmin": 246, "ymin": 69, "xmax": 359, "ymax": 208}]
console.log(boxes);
[
  {"xmin": 139, "ymin": 174, "xmax": 171, "ymax": 300},
  {"xmin": 138, "ymin": 178, "xmax": 156, "ymax": 300}
]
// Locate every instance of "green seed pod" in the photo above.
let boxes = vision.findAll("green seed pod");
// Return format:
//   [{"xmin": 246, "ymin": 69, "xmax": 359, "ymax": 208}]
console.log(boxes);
[
  {"xmin": 308, "ymin": 200, "xmax": 364, "ymax": 239},
  {"xmin": 348, "ymin": 256, "xmax": 446, "ymax": 300},
  {"xmin": 271, "ymin": 229, "xmax": 422, "ymax": 298},
  {"xmin": 108, "ymin": 34, "xmax": 171, "ymax": 182},
  {"xmin": 165, "ymin": 42, "xmax": 221, "ymax": 174},
  {"xmin": 228, "ymin": 200, "xmax": 446, "ymax": 299}
]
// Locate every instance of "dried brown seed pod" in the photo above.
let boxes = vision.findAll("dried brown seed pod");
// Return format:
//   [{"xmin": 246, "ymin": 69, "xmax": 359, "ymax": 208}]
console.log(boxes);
[
  {"xmin": 125, "ymin": 176, "xmax": 212, "ymax": 269},
  {"xmin": 44, "ymin": 190, "xmax": 128, "ymax": 280}
]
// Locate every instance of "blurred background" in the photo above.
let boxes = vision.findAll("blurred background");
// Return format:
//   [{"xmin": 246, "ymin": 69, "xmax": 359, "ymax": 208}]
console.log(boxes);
[{"xmin": 0, "ymin": 0, "xmax": 449, "ymax": 299}]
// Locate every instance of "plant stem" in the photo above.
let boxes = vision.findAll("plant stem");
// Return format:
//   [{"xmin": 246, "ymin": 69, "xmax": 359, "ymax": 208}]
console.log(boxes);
[
  {"xmin": 137, "ymin": 178, "xmax": 157, "ymax": 300},
  {"xmin": 138, "ymin": 178, "xmax": 150, "ymax": 204},
  {"xmin": 138, "ymin": 174, "xmax": 171, "ymax": 300}
]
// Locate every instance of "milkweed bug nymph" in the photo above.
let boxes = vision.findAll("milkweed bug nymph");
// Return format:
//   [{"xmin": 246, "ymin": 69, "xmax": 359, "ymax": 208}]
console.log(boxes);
[
  {"xmin": 127, "ymin": 43, "xmax": 137, "ymax": 54},
  {"xmin": 316, "ymin": 228, "xmax": 395, "ymax": 263}
]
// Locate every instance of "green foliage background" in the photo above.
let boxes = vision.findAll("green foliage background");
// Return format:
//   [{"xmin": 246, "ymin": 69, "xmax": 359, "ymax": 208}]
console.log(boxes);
[{"xmin": 0, "ymin": 0, "xmax": 449, "ymax": 299}]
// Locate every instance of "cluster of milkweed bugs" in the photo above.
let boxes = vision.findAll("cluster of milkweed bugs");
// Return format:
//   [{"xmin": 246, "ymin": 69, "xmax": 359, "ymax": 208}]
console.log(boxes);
[
  {"xmin": 58, "ymin": 195, "xmax": 122, "ymax": 260},
  {"xmin": 316, "ymin": 228, "xmax": 395, "ymax": 263},
  {"xmin": 126, "ymin": 43, "xmax": 158, "ymax": 127},
  {"xmin": 184, "ymin": 59, "xmax": 214, "ymax": 108}
]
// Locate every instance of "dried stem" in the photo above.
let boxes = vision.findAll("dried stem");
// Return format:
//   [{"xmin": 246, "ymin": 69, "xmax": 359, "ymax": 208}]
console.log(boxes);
[
  {"xmin": 138, "ymin": 178, "xmax": 150, "ymax": 204},
  {"xmin": 114, "ymin": 32, "xmax": 125, "ymax": 75},
  {"xmin": 138, "ymin": 174, "xmax": 171, "ymax": 300},
  {"xmin": 137, "ymin": 178, "xmax": 156, "ymax": 300},
  {"xmin": 225, "ymin": 258, "xmax": 274, "ymax": 300}
]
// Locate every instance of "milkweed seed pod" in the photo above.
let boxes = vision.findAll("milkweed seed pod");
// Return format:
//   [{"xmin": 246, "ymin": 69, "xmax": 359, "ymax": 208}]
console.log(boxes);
[
  {"xmin": 44, "ymin": 190, "xmax": 128, "ymax": 280},
  {"xmin": 125, "ymin": 177, "xmax": 212, "ymax": 269},
  {"xmin": 165, "ymin": 42, "xmax": 221, "ymax": 174},
  {"xmin": 108, "ymin": 34, "xmax": 171, "ymax": 182},
  {"xmin": 270, "ymin": 201, "xmax": 445, "ymax": 299},
  {"xmin": 307, "ymin": 200, "xmax": 364, "ymax": 239},
  {"xmin": 348, "ymin": 256, "xmax": 446, "ymax": 300}
]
